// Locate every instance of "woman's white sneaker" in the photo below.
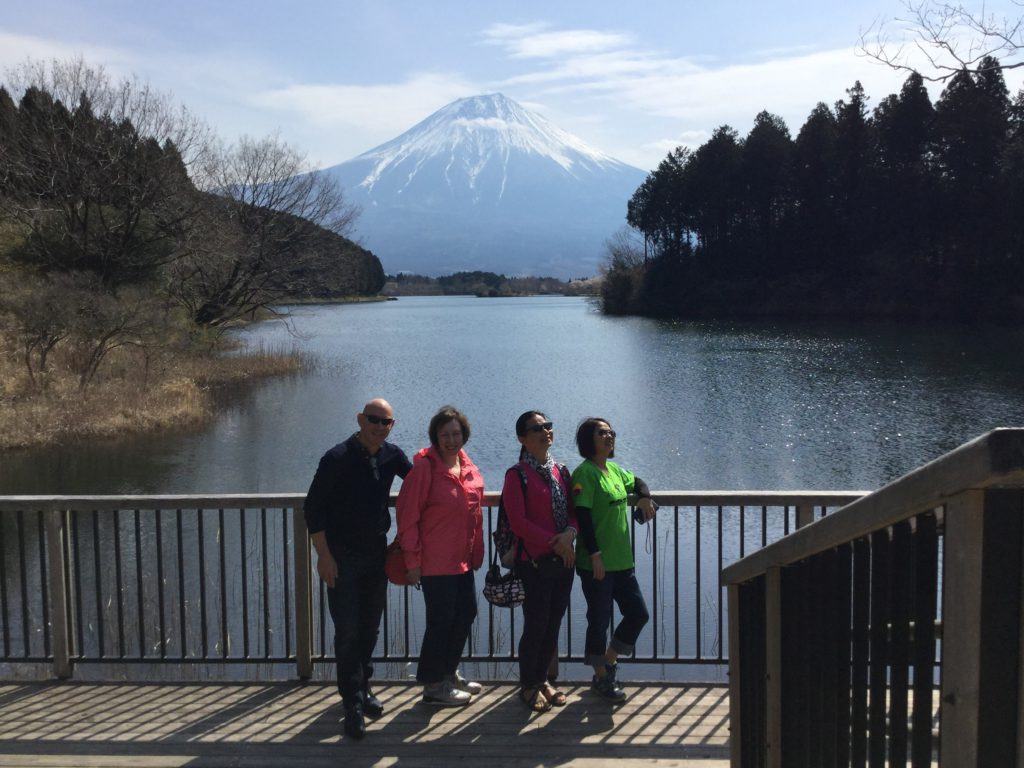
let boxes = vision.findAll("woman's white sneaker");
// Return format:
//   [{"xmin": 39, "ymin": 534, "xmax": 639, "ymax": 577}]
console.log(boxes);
[
  {"xmin": 447, "ymin": 671, "xmax": 482, "ymax": 695},
  {"xmin": 422, "ymin": 680, "xmax": 472, "ymax": 706}
]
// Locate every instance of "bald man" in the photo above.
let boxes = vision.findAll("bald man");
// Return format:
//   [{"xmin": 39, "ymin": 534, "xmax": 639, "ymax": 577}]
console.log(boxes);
[{"xmin": 304, "ymin": 399, "xmax": 412, "ymax": 740}]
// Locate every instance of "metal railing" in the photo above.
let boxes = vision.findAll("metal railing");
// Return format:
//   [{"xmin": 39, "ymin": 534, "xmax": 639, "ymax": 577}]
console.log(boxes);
[
  {"xmin": 0, "ymin": 490, "xmax": 863, "ymax": 680},
  {"xmin": 722, "ymin": 428, "xmax": 1024, "ymax": 767}
]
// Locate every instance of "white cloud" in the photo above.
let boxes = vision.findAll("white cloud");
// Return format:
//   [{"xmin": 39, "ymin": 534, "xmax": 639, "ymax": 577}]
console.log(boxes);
[
  {"xmin": 5, "ymin": 14, "xmax": 1022, "ymax": 175},
  {"xmin": 0, "ymin": 27, "xmax": 477, "ymax": 166},
  {"xmin": 477, "ymin": 19, "xmax": 1024, "ymax": 170},
  {"xmin": 254, "ymin": 73, "xmax": 478, "ymax": 135},
  {"xmin": 0, "ymin": 30, "xmax": 129, "ymax": 80},
  {"xmin": 252, "ymin": 72, "xmax": 482, "ymax": 164},
  {"xmin": 482, "ymin": 23, "xmax": 633, "ymax": 59}
]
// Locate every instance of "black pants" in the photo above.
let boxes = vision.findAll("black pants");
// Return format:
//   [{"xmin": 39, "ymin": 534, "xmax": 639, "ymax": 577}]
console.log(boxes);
[
  {"xmin": 578, "ymin": 567, "xmax": 649, "ymax": 668},
  {"xmin": 417, "ymin": 571, "xmax": 477, "ymax": 684},
  {"xmin": 518, "ymin": 558, "xmax": 574, "ymax": 688},
  {"xmin": 325, "ymin": 539, "xmax": 387, "ymax": 706}
]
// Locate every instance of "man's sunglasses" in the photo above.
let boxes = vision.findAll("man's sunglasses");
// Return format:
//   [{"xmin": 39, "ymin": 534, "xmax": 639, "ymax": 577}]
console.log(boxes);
[
  {"xmin": 527, "ymin": 421, "xmax": 554, "ymax": 433},
  {"xmin": 364, "ymin": 414, "xmax": 395, "ymax": 426}
]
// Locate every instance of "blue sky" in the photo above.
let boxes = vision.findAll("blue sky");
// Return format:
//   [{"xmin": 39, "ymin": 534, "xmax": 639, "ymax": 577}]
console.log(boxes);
[{"xmin": 3, "ymin": 1, "xmax": 1023, "ymax": 172}]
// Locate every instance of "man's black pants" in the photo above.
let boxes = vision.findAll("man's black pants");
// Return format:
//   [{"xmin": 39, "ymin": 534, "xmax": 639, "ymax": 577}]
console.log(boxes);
[{"xmin": 326, "ymin": 539, "xmax": 387, "ymax": 707}]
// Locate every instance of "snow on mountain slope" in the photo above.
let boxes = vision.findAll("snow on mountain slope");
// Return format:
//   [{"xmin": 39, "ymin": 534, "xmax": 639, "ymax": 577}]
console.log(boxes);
[{"xmin": 325, "ymin": 94, "xmax": 647, "ymax": 278}]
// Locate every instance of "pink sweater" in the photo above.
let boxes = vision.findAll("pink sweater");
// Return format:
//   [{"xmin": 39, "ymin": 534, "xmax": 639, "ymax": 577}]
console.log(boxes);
[
  {"xmin": 396, "ymin": 446, "xmax": 485, "ymax": 576},
  {"xmin": 501, "ymin": 461, "xmax": 578, "ymax": 561}
]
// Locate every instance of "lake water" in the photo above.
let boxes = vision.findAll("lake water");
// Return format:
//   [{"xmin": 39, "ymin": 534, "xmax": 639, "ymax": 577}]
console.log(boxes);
[
  {"xmin": 3, "ymin": 295, "xmax": 1024, "ymax": 494},
  {"xmin": 3, "ymin": 296, "xmax": 1022, "ymax": 683}
]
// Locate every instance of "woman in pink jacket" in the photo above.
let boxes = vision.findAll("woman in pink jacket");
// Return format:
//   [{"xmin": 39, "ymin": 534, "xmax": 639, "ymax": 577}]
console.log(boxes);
[
  {"xmin": 396, "ymin": 405, "xmax": 485, "ymax": 706},
  {"xmin": 502, "ymin": 410, "xmax": 578, "ymax": 712}
]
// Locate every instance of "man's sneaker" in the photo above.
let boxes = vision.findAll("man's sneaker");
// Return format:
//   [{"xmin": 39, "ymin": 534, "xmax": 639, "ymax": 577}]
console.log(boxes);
[
  {"xmin": 362, "ymin": 688, "xmax": 384, "ymax": 719},
  {"xmin": 447, "ymin": 671, "xmax": 483, "ymax": 695},
  {"xmin": 593, "ymin": 671, "xmax": 622, "ymax": 704},
  {"xmin": 342, "ymin": 703, "xmax": 366, "ymax": 739},
  {"xmin": 591, "ymin": 673, "xmax": 626, "ymax": 702},
  {"xmin": 604, "ymin": 662, "xmax": 624, "ymax": 692},
  {"xmin": 422, "ymin": 680, "xmax": 472, "ymax": 706}
]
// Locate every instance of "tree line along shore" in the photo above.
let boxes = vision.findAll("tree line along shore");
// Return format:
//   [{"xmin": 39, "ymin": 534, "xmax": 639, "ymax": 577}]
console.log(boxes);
[{"xmin": 603, "ymin": 59, "xmax": 1024, "ymax": 322}]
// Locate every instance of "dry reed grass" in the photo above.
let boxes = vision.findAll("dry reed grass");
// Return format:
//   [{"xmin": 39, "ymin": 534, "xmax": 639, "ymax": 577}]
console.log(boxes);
[{"xmin": 0, "ymin": 340, "xmax": 306, "ymax": 450}]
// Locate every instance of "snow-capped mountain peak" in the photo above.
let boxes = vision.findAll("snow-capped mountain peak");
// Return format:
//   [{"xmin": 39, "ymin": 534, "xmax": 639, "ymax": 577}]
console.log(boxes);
[
  {"xmin": 355, "ymin": 93, "xmax": 624, "ymax": 194},
  {"xmin": 324, "ymin": 93, "xmax": 647, "ymax": 278}
]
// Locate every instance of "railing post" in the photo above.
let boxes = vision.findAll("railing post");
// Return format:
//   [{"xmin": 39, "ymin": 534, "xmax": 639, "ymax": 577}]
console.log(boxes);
[
  {"xmin": 45, "ymin": 509, "xmax": 73, "ymax": 678},
  {"xmin": 765, "ymin": 566, "xmax": 783, "ymax": 768},
  {"xmin": 293, "ymin": 508, "xmax": 313, "ymax": 680},
  {"xmin": 727, "ymin": 583, "xmax": 742, "ymax": 768},
  {"xmin": 795, "ymin": 504, "xmax": 814, "ymax": 529},
  {"xmin": 941, "ymin": 489, "xmax": 1024, "ymax": 766}
]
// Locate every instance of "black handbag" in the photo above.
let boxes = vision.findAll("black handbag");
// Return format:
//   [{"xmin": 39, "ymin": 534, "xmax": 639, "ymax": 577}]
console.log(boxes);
[
  {"xmin": 482, "ymin": 562, "xmax": 526, "ymax": 607},
  {"xmin": 482, "ymin": 540, "xmax": 526, "ymax": 608}
]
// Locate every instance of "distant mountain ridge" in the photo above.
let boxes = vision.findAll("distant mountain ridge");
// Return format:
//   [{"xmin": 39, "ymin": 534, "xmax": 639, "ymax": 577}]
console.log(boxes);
[{"xmin": 325, "ymin": 94, "xmax": 647, "ymax": 278}]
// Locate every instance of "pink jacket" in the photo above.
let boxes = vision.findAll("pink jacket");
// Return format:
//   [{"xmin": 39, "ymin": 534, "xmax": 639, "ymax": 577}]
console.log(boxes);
[
  {"xmin": 502, "ymin": 461, "xmax": 578, "ymax": 561},
  {"xmin": 396, "ymin": 446, "xmax": 485, "ymax": 576}
]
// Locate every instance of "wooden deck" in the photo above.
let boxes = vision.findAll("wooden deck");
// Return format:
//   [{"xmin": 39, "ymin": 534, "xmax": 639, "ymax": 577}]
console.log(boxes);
[{"xmin": 0, "ymin": 680, "xmax": 731, "ymax": 767}]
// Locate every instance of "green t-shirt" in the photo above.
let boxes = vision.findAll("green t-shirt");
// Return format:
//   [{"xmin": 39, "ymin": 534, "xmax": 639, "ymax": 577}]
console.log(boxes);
[{"xmin": 571, "ymin": 459, "xmax": 636, "ymax": 571}]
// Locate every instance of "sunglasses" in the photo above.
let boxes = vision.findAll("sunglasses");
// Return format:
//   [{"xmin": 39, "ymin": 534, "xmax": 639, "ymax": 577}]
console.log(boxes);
[
  {"xmin": 364, "ymin": 414, "xmax": 395, "ymax": 426},
  {"xmin": 597, "ymin": 428, "xmax": 616, "ymax": 438},
  {"xmin": 526, "ymin": 421, "xmax": 554, "ymax": 434}
]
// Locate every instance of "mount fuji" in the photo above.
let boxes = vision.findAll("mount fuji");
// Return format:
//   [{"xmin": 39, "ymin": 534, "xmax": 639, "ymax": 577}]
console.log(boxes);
[{"xmin": 325, "ymin": 94, "xmax": 647, "ymax": 278}]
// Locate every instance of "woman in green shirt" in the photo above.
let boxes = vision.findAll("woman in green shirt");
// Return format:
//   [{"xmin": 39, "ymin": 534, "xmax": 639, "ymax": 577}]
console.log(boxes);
[{"xmin": 572, "ymin": 417, "xmax": 657, "ymax": 702}]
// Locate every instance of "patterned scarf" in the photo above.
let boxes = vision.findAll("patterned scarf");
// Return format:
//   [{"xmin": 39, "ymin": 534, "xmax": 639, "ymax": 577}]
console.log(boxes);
[{"xmin": 522, "ymin": 452, "xmax": 569, "ymax": 532}]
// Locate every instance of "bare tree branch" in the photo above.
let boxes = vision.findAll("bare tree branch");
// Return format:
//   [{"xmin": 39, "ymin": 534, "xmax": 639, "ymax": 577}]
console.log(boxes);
[
  {"xmin": 166, "ymin": 134, "xmax": 365, "ymax": 329},
  {"xmin": 860, "ymin": 0, "xmax": 1024, "ymax": 81}
]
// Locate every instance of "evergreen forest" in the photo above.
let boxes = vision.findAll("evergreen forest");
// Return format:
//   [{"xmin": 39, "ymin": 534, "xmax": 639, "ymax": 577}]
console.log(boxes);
[
  {"xmin": 0, "ymin": 61, "xmax": 384, "ymax": 391},
  {"xmin": 606, "ymin": 57, "xmax": 1024, "ymax": 321}
]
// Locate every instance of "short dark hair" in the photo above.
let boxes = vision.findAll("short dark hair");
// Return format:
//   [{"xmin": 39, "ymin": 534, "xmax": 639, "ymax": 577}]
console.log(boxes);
[
  {"xmin": 576, "ymin": 417, "xmax": 612, "ymax": 459},
  {"xmin": 515, "ymin": 410, "xmax": 547, "ymax": 437},
  {"xmin": 428, "ymin": 405, "xmax": 471, "ymax": 447}
]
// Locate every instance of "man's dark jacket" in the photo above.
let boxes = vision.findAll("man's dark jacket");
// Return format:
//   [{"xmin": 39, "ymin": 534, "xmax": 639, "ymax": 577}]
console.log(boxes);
[{"xmin": 304, "ymin": 434, "xmax": 412, "ymax": 549}]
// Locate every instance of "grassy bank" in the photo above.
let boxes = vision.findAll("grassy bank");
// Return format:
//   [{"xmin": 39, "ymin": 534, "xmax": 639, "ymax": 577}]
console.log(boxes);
[{"xmin": 0, "ymin": 342, "xmax": 306, "ymax": 451}]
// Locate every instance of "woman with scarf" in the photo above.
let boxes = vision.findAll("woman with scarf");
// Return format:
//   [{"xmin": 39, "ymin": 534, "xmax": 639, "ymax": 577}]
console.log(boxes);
[{"xmin": 501, "ymin": 410, "xmax": 578, "ymax": 712}]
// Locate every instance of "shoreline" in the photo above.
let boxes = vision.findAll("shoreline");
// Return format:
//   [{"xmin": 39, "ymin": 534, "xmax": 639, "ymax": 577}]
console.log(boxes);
[{"xmin": 0, "ymin": 347, "xmax": 306, "ymax": 453}]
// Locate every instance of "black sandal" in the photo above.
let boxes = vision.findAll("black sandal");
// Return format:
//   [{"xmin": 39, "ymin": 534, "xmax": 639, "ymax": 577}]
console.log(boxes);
[{"xmin": 519, "ymin": 687, "xmax": 552, "ymax": 712}]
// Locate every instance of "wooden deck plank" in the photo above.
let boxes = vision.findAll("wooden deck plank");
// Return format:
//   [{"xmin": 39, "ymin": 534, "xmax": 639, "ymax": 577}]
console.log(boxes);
[{"xmin": 0, "ymin": 681, "xmax": 730, "ymax": 767}]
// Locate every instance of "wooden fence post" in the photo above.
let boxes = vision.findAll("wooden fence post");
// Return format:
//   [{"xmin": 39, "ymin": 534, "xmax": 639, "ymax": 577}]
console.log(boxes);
[
  {"xmin": 765, "ymin": 566, "xmax": 783, "ymax": 768},
  {"xmin": 728, "ymin": 583, "xmax": 742, "ymax": 768},
  {"xmin": 941, "ymin": 489, "xmax": 1024, "ymax": 766}
]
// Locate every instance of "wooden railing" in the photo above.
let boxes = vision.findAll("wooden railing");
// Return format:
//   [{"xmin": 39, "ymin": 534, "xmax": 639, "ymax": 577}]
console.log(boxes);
[
  {"xmin": 722, "ymin": 428, "xmax": 1024, "ymax": 767},
  {"xmin": 0, "ymin": 491, "xmax": 863, "ymax": 681}
]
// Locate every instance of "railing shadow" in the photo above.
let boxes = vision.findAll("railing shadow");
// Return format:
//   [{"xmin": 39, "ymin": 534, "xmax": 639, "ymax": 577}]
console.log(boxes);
[{"xmin": 0, "ymin": 680, "xmax": 732, "ymax": 766}]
